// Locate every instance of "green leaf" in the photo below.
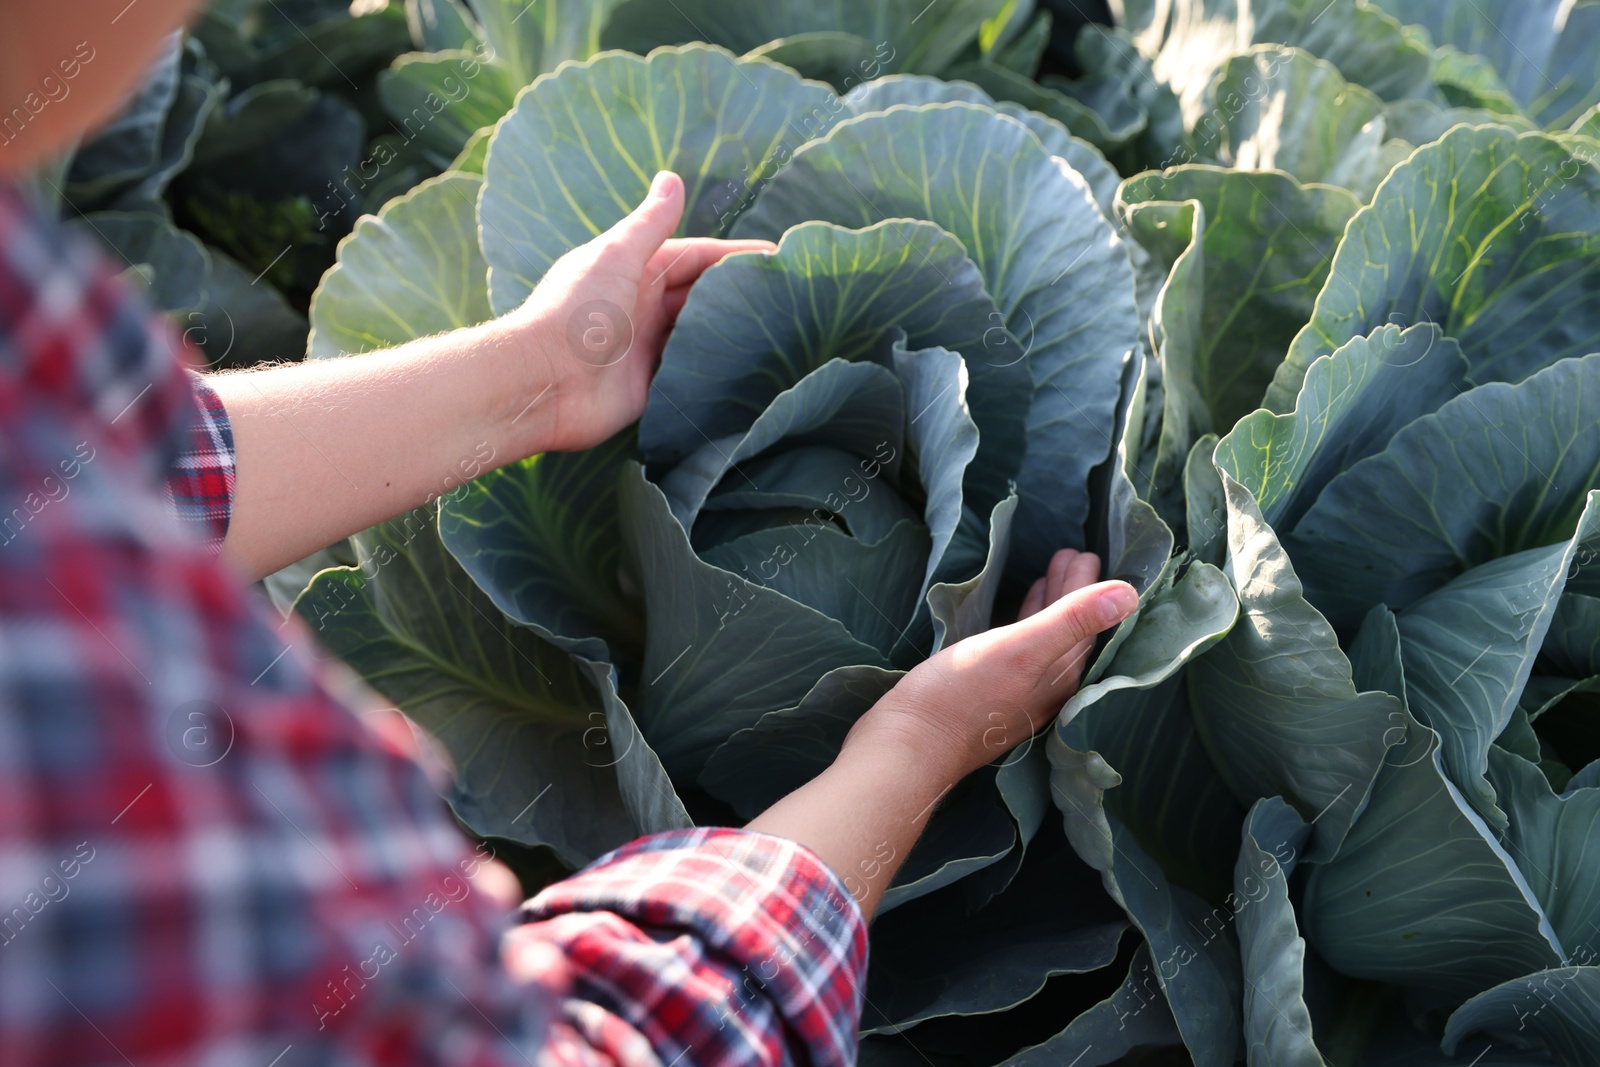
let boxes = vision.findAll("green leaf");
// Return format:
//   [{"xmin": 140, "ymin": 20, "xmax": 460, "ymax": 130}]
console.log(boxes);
[
  {"xmin": 1394, "ymin": 498, "xmax": 1600, "ymax": 828},
  {"xmin": 1096, "ymin": 352, "xmax": 1176, "ymax": 591},
  {"xmin": 188, "ymin": 242, "xmax": 309, "ymax": 368},
  {"xmin": 1100, "ymin": 820, "xmax": 1244, "ymax": 1067},
  {"xmin": 1188, "ymin": 473, "xmax": 1402, "ymax": 861},
  {"xmin": 1370, "ymin": 0, "xmax": 1600, "ymax": 128},
  {"xmin": 703, "ymin": 520, "xmax": 929, "ymax": 657},
  {"xmin": 1487, "ymin": 746, "xmax": 1600, "ymax": 950},
  {"xmin": 892, "ymin": 343, "xmax": 987, "ymax": 615},
  {"xmin": 948, "ymin": 60, "xmax": 1135, "ymax": 156},
  {"xmin": 1431, "ymin": 47, "xmax": 1524, "ymax": 116},
  {"xmin": 1050, "ymin": 561, "xmax": 1242, "ymax": 899},
  {"xmin": 657, "ymin": 357, "xmax": 907, "ymax": 525},
  {"xmin": 84, "ymin": 211, "xmax": 210, "ymax": 313},
  {"xmin": 1118, "ymin": 167, "xmax": 1360, "ymax": 515},
  {"xmin": 736, "ymin": 102, "xmax": 1140, "ymax": 583},
  {"xmin": 439, "ymin": 431, "xmax": 642, "ymax": 664},
  {"xmin": 639, "ymin": 222, "xmax": 1023, "ymax": 525},
  {"xmin": 1303, "ymin": 716, "xmax": 1564, "ymax": 998},
  {"xmin": 378, "ymin": 49, "xmax": 516, "ymax": 160},
  {"xmin": 1382, "ymin": 98, "xmax": 1536, "ymax": 145},
  {"xmin": 480, "ymin": 45, "xmax": 843, "ymax": 313},
  {"xmin": 1214, "ymin": 324, "xmax": 1469, "ymax": 532},
  {"xmin": 1543, "ymin": 593, "xmax": 1600, "ymax": 679},
  {"xmin": 1291, "ymin": 357, "xmax": 1600, "ymax": 625},
  {"xmin": 1572, "ymin": 105, "xmax": 1600, "ymax": 140},
  {"xmin": 881, "ymin": 768, "xmax": 1026, "ymax": 910},
  {"xmin": 406, "ymin": 0, "xmax": 480, "ymax": 52},
  {"xmin": 83, "ymin": 212, "xmax": 305, "ymax": 368},
  {"xmin": 862, "ymin": 828, "xmax": 1127, "ymax": 1032},
  {"xmin": 989, "ymin": 9, "xmax": 1051, "ymax": 76},
  {"xmin": 1358, "ymin": 1027, "xmax": 1555, "ymax": 1065},
  {"xmin": 698, "ymin": 664, "xmax": 900, "ymax": 818},
  {"xmin": 307, "ymin": 172, "xmax": 490, "ymax": 359},
  {"xmin": 840, "ymin": 74, "xmax": 1122, "ymax": 218},
  {"xmin": 464, "ymin": 0, "xmax": 617, "ymax": 85},
  {"xmin": 618, "ymin": 463, "xmax": 890, "ymax": 776},
  {"xmin": 598, "ymin": 0, "xmax": 1008, "ymax": 76},
  {"xmin": 1186, "ymin": 434, "xmax": 1227, "ymax": 566},
  {"xmin": 1195, "ymin": 46, "xmax": 1410, "ymax": 201},
  {"xmin": 1002, "ymin": 943, "xmax": 1184, "ymax": 1066},
  {"xmin": 295, "ymin": 515, "xmax": 689, "ymax": 867},
  {"xmin": 1115, "ymin": 0, "xmax": 1430, "ymax": 128},
  {"xmin": 1269, "ymin": 126, "xmax": 1600, "ymax": 411},
  {"xmin": 743, "ymin": 33, "xmax": 887, "ymax": 91},
  {"xmin": 698, "ymin": 447, "xmax": 919, "ymax": 549},
  {"xmin": 1235, "ymin": 798, "xmax": 1326, "ymax": 1067},
  {"xmin": 254, "ymin": 5, "xmax": 412, "ymax": 86},
  {"xmin": 928, "ymin": 495, "xmax": 1018, "ymax": 651},
  {"xmin": 1303, "ymin": 612, "xmax": 1562, "ymax": 998},
  {"xmin": 67, "ymin": 34, "xmax": 184, "ymax": 203},
  {"xmin": 1444, "ymin": 967, "xmax": 1600, "ymax": 1065},
  {"xmin": 449, "ymin": 125, "xmax": 491, "ymax": 174},
  {"xmin": 1049, "ymin": 24, "xmax": 1187, "ymax": 170}
]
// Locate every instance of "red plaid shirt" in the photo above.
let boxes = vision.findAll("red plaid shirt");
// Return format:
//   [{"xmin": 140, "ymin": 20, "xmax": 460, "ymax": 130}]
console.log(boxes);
[{"xmin": 0, "ymin": 182, "xmax": 866, "ymax": 1066}]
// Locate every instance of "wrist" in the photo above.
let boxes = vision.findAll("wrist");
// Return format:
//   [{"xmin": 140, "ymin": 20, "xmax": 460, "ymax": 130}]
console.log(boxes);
[
  {"xmin": 472, "ymin": 308, "xmax": 565, "ymax": 460},
  {"xmin": 839, "ymin": 691, "xmax": 971, "ymax": 794}
]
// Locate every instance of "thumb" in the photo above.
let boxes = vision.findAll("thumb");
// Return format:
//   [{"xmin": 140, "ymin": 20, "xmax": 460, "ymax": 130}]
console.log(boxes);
[
  {"xmin": 1008, "ymin": 580, "xmax": 1138, "ymax": 675},
  {"xmin": 604, "ymin": 171, "xmax": 685, "ymax": 272}
]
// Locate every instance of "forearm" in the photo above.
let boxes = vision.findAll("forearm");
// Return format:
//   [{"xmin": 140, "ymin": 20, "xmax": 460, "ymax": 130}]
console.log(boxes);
[
  {"xmin": 745, "ymin": 718, "xmax": 960, "ymax": 922},
  {"xmin": 208, "ymin": 314, "xmax": 549, "ymax": 580}
]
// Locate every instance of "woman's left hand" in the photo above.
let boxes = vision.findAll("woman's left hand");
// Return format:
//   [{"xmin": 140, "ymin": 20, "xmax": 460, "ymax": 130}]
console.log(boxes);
[{"xmin": 500, "ymin": 170, "xmax": 776, "ymax": 455}]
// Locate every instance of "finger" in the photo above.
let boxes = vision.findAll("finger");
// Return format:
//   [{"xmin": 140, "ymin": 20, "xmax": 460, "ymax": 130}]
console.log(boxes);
[
  {"xmin": 601, "ymin": 171, "xmax": 686, "ymax": 273},
  {"xmin": 1008, "ymin": 580, "xmax": 1138, "ymax": 675},
  {"xmin": 1045, "ymin": 548, "xmax": 1079, "ymax": 604},
  {"xmin": 1063, "ymin": 550, "xmax": 1102, "ymax": 594},
  {"xmin": 1018, "ymin": 577, "xmax": 1047, "ymax": 621},
  {"xmin": 661, "ymin": 284, "xmax": 691, "ymax": 326},
  {"xmin": 648, "ymin": 237, "xmax": 777, "ymax": 289}
]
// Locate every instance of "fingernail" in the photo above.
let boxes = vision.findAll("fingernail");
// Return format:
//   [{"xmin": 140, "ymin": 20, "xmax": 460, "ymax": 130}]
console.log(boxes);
[
  {"xmin": 650, "ymin": 171, "xmax": 674, "ymax": 199},
  {"xmin": 1098, "ymin": 584, "xmax": 1139, "ymax": 626}
]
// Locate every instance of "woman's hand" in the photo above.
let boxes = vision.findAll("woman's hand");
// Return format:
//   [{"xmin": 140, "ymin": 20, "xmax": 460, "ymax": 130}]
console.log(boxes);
[
  {"xmin": 746, "ymin": 550, "xmax": 1137, "ymax": 920},
  {"xmin": 498, "ymin": 170, "xmax": 776, "ymax": 455},
  {"xmin": 842, "ymin": 549, "xmax": 1137, "ymax": 783},
  {"xmin": 209, "ymin": 171, "xmax": 769, "ymax": 580}
]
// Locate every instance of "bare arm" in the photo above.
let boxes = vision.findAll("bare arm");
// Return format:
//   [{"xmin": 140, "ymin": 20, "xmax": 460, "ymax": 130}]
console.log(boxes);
[
  {"xmin": 210, "ymin": 172, "xmax": 773, "ymax": 580},
  {"xmin": 747, "ymin": 551, "xmax": 1138, "ymax": 921}
]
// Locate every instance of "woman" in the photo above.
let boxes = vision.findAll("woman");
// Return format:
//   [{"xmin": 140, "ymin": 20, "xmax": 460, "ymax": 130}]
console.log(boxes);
[{"xmin": 0, "ymin": 4, "xmax": 1139, "ymax": 1062}]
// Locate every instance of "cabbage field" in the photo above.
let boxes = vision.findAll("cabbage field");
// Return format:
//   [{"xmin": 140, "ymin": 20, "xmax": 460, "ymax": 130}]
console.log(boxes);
[{"xmin": 105, "ymin": 0, "xmax": 1600, "ymax": 1063}]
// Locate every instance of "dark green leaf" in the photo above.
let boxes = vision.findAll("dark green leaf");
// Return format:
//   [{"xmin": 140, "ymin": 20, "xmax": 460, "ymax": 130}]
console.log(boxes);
[
  {"xmin": 599, "ymin": 0, "xmax": 1007, "ymax": 76},
  {"xmin": 736, "ymin": 102, "xmax": 1140, "ymax": 583},
  {"xmin": 1234, "ymin": 798, "xmax": 1327, "ymax": 1067},
  {"xmin": 378, "ymin": 50, "xmax": 516, "ymax": 160},
  {"xmin": 1291, "ymin": 357, "xmax": 1600, "ymax": 625},
  {"xmin": 1189, "ymin": 473, "xmax": 1402, "ymax": 861},
  {"xmin": 1270, "ymin": 127, "xmax": 1600, "ymax": 411},
  {"xmin": 618, "ymin": 463, "xmax": 890, "ymax": 776},
  {"xmin": 440, "ymin": 432, "xmax": 642, "ymax": 664},
  {"xmin": 1444, "ymin": 966, "xmax": 1600, "ymax": 1065},
  {"xmin": 480, "ymin": 45, "xmax": 843, "ymax": 312},
  {"xmin": 308, "ymin": 171, "xmax": 490, "ymax": 359},
  {"xmin": 1214, "ymin": 324, "xmax": 1469, "ymax": 532},
  {"xmin": 295, "ymin": 515, "xmax": 689, "ymax": 867}
]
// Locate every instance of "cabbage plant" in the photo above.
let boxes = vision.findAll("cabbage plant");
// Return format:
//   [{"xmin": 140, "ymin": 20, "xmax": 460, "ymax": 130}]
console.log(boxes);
[
  {"xmin": 292, "ymin": 10, "xmax": 1600, "ymax": 1066},
  {"xmin": 299, "ymin": 41, "xmax": 1159, "ymax": 1049}
]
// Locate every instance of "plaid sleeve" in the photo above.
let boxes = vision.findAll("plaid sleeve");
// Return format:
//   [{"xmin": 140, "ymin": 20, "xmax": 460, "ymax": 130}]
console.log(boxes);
[
  {"xmin": 162, "ymin": 369, "xmax": 235, "ymax": 550},
  {"xmin": 513, "ymin": 828, "xmax": 868, "ymax": 1067}
]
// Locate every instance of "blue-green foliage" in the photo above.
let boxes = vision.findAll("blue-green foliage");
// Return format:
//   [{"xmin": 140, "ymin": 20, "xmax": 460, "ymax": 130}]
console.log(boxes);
[{"xmin": 280, "ymin": 1, "xmax": 1600, "ymax": 1064}]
